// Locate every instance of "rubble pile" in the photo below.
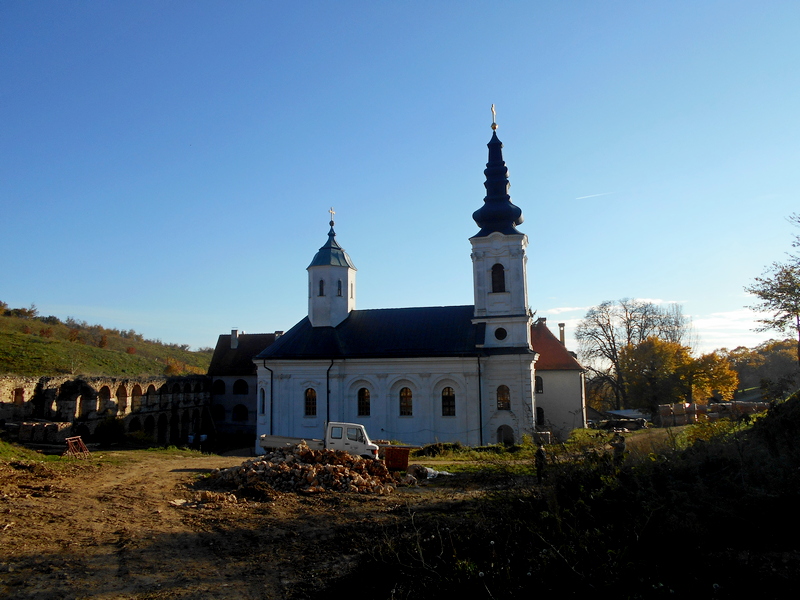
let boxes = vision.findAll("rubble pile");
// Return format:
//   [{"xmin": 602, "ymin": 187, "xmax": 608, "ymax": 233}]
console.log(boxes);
[{"xmin": 207, "ymin": 442, "xmax": 396, "ymax": 495}]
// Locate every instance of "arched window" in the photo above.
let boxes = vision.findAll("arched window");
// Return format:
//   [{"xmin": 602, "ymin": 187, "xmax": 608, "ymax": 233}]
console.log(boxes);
[
  {"xmin": 491, "ymin": 263, "xmax": 506, "ymax": 293},
  {"xmin": 497, "ymin": 385, "xmax": 510, "ymax": 411},
  {"xmin": 399, "ymin": 387, "xmax": 413, "ymax": 416},
  {"xmin": 535, "ymin": 376, "xmax": 543, "ymax": 394},
  {"xmin": 212, "ymin": 379, "xmax": 226, "ymax": 395},
  {"xmin": 318, "ymin": 279, "xmax": 325, "ymax": 296},
  {"xmin": 304, "ymin": 388, "xmax": 317, "ymax": 417},
  {"xmin": 536, "ymin": 406, "xmax": 545, "ymax": 426},
  {"xmin": 232, "ymin": 379, "xmax": 249, "ymax": 395},
  {"xmin": 232, "ymin": 404, "xmax": 248, "ymax": 422},
  {"xmin": 441, "ymin": 387, "xmax": 456, "ymax": 416},
  {"xmin": 259, "ymin": 388, "xmax": 266, "ymax": 414},
  {"xmin": 337, "ymin": 279, "xmax": 343, "ymax": 296},
  {"xmin": 357, "ymin": 388, "xmax": 370, "ymax": 417}
]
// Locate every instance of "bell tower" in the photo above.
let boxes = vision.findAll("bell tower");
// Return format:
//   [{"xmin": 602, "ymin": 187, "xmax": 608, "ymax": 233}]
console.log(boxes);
[
  {"xmin": 470, "ymin": 111, "xmax": 531, "ymax": 349},
  {"xmin": 307, "ymin": 209, "xmax": 357, "ymax": 328}
]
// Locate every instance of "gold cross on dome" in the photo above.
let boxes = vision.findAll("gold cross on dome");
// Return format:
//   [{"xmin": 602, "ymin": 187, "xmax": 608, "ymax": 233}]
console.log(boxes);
[
  {"xmin": 329, "ymin": 207, "xmax": 335, "ymax": 226},
  {"xmin": 491, "ymin": 104, "xmax": 497, "ymax": 130}
]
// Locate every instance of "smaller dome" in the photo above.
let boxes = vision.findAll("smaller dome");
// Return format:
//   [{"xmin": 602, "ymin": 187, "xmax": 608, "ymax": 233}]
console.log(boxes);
[{"xmin": 308, "ymin": 225, "xmax": 357, "ymax": 269}]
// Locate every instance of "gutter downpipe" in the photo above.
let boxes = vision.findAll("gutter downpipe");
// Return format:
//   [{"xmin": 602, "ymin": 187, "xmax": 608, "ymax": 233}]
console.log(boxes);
[
  {"xmin": 262, "ymin": 361, "xmax": 274, "ymax": 435},
  {"xmin": 326, "ymin": 359, "xmax": 334, "ymax": 425},
  {"xmin": 477, "ymin": 354, "xmax": 483, "ymax": 446}
]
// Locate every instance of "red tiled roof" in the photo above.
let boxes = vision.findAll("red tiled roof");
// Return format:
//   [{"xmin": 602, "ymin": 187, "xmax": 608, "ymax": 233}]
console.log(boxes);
[{"xmin": 530, "ymin": 320, "xmax": 583, "ymax": 370}]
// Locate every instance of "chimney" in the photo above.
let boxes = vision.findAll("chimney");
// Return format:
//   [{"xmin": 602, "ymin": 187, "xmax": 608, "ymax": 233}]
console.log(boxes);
[
  {"xmin": 274, "ymin": 331, "xmax": 284, "ymax": 338},
  {"xmin": 558, "ymin": 323, "xmax": 565, "ymax": 345},
  {"xmin": 231, "ymin": 328, "xmax": 239, "ymax": 349}
]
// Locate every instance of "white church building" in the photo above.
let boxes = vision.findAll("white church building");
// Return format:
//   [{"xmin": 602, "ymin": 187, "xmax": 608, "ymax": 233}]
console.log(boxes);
[{"xmin": 254, "ymin": 122, "xmax": 585, "ymax": 450}]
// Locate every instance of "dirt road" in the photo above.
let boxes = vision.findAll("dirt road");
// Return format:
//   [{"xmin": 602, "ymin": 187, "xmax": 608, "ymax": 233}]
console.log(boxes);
[{"xmin": 0, "ymin": 451, "xmax": 454, "ymax": 599}]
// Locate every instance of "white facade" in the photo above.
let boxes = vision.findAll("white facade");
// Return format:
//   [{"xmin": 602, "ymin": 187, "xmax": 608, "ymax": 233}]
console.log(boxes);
[
  {"xmin": 253, "ymin": 126, "xmax": 584, "ymax": 452},
  {"xmin": 536, "ymin": 369, "xmax": 587, "ymax": 438},
  {"xmin": 256, "ymin": 353, "xmax": 539, "ymax": 448}
]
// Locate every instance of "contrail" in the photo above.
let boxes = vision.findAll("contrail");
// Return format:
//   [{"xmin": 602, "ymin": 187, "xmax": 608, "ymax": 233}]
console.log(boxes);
[{"xmin": 575, "ymin": 192, "xmax": 614, "ymax": 200}]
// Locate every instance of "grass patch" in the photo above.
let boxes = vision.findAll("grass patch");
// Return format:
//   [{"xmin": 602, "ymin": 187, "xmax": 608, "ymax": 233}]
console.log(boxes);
[{"xmin": 0, "ymin": 438, "xmax": 61, "ymax": 462}]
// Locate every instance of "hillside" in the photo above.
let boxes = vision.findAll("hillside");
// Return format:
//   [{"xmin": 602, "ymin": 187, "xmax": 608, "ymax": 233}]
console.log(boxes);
[{"xmin": 0, "ymin": 305, "xmax": 212, "ymax": 377}]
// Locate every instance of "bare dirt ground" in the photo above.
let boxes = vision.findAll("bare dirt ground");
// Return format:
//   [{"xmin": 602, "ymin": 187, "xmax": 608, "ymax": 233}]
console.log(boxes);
[{"xmin": 0, "ymin": 451, "xmax": 468, "ymax": 600}]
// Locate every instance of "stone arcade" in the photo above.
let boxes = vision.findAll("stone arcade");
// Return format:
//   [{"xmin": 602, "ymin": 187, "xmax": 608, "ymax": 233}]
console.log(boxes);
[{"xmin": 253, "ymin": 122, "xmax": 586, "ymax": 451}]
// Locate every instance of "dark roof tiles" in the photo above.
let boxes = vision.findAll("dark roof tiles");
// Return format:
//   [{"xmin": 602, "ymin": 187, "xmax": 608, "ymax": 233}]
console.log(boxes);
[
  {"xmin": 208, "ymin": 333, "xmax": 278, "ymax": 376},
  {"xmin": 256, "ymin": 306, "xmax": 532, "ymax": 360}
]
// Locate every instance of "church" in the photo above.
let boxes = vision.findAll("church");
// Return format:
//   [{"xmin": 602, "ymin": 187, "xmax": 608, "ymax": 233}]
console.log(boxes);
[{"xmin": 253, "ymin": 120, "xmax": 586, "ymax": 450}]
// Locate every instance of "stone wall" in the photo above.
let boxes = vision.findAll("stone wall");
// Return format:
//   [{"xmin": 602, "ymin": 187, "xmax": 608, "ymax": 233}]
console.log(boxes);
[{"xmin": 1, "ymin": 374, "xmax": 212, "ymax": 446}]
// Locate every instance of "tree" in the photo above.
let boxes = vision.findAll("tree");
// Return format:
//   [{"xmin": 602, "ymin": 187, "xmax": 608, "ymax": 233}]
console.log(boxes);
[
  {"xmin": 575, "ymin": 299, "xmax": 692, "ymax": 410},
  {"xmin": 721, "ymin": 339, "xmax": 799, "ymax": 391},
  {"xmin": 746, "ymin": 263, "xmax": 800, "ymax": 368},
  {"xmin": 619, "ymin": 338, "xmax": 738, "ymax": 414},
  {"xmin": 745, "ymin": 214, "xmax": 800, "ymax": 368},
  {"xmin": 619, "ymin": 338, "xmax": 690, "ymax": 413}
]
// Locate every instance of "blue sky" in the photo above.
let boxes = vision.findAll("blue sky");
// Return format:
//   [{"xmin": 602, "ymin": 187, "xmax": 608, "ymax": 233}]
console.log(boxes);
[{"xmin": 2, "ymin": 1, "xmax": 798, "ymax": 353}]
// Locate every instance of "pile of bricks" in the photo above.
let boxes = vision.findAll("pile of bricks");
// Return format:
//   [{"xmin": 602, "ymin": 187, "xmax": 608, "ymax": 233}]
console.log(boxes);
[{"xmin": 207, "ymin": 442, "xmax": 396, "ymax": 495}]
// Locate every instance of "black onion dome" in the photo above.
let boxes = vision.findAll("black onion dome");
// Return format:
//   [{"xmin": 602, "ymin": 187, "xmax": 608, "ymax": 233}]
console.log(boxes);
[
  {"xmin": 472, "ymin": 131, "xmax": 524, "ymax": 237},
  {"xmin": 308, "ymin": 224, "xmax": 357, "ymax": 269}
]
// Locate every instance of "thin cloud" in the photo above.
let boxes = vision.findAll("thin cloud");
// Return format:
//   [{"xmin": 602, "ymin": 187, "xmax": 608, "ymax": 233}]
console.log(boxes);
[
  {"xmin": 575, "ymin": 192, "xmax": 615, "ymax": 200},
  {"xmin": 543, "ymin": 306, "xmax": 590, "ymax": 315}
]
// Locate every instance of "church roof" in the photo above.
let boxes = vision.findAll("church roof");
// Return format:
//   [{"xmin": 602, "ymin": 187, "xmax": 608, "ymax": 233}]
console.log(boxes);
[
  {"xmin": 472, "ymin": 130, "xmax": 524, "ymax": 238},
  {"xmin": 308, "ymin": 224, "xmax": 356, "ymax": 269},
  {"xmin": 530, "ymin": 319, "xmax": 584, "ymax": 371},
  {"xmin": 254, "ymin": 305, "xmax": 534, "ymax": 361},
  {"xmin": 208, "ymin": 332, "xmax": 279, "ymax": 376}
]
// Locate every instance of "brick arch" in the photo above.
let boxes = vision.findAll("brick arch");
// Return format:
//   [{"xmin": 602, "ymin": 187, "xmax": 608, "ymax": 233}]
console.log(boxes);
[
  {"xmin": 116, "ymin": 384, "xmax": 128, "ymax": 414},
  {"xmin": 98, "ymin": 386, "xmax": 112, "ymax": 414},
  {"xmin": 131, "ymin": 385, "xmax": 143, "ymax": 412}
]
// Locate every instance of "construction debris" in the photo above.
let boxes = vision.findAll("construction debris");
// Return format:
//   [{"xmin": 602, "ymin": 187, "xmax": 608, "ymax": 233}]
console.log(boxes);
[
  {"xmin": 206, "ymin": 442, "xmax": 396, "ymax": 496},
  {"xmin": 407, "ymin": 464, "xmax": 454, "ymax": 480}
]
